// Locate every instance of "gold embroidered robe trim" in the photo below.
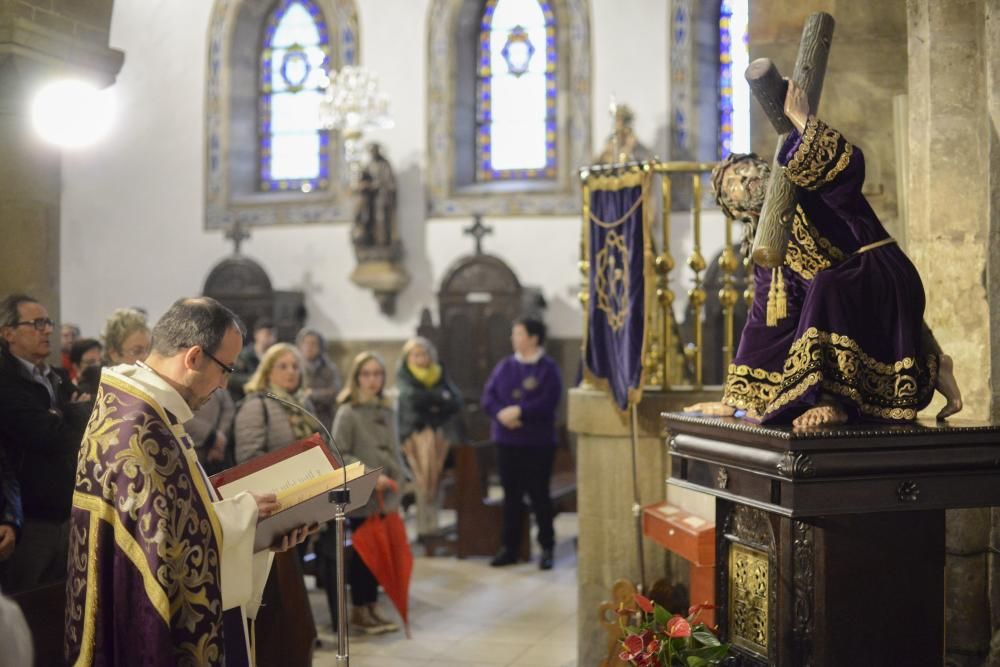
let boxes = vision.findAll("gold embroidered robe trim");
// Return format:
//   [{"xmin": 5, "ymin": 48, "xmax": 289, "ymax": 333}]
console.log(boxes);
[
  {"xmin": 723, "ymin": 327, "xmax": 938, "ymax": 421},
  {"xmin": 783, "ymin": 205, "xmax": 846, "ymax": 281},
  {"xmin": 722, "ymin": 364, "xmax": 783, "ymax": 420},
  {"xmin": 766, "ymin": 327, "xmax": 938, "ymax": 420},
  {"xmin": 784, "ymin": 116, "xmax": 854, "ymax": 191}
]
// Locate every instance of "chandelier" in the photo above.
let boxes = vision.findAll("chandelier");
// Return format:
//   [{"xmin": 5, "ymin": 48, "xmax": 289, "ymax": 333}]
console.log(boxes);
[{"xmin": 318, "ymin": 66, "xmax": 394, "ymax": 177}]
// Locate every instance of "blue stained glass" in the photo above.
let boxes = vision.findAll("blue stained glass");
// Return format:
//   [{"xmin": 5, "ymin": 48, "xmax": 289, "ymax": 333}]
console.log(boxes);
[
  {"xmin": 719, "ymin": 0, "xmax": 750, "ymax": 158},
  {"xmin": 259, "ymin": 0, "xmax": 331, "ymax": 192},
  {"xmin": 476, "ymin": 0, "xmax": 557, "ymax": 181}
]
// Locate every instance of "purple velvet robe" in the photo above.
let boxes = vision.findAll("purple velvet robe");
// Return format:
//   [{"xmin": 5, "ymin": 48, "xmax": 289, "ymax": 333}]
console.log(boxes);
[
  {"xmin": 722, "ymin": 117, "xmax": 938, "ymax": 423},
  {"xmin": 65, "ymin": 374, "xmax": 228, "ymax": 665}
]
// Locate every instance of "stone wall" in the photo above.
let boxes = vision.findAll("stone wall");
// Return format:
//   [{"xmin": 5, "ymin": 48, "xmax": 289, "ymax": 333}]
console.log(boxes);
[{"xmin": 908, "ymin": 1, "xmax": 996, "ymax": 663}]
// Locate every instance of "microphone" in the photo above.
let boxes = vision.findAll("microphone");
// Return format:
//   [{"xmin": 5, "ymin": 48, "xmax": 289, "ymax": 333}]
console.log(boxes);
[{"xmin": 264, "ymin": 391, "xmax": 350, "ymax": 491}]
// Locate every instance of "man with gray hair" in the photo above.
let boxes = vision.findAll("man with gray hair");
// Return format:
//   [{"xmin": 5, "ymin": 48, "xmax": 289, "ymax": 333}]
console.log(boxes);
[
  {"xmin": 65, "ymin": 296, "xmax": 313, "ymax": 666},
  {"xmin": 0, "ymin": 294, "xmax": 90, "ymax": 594}
]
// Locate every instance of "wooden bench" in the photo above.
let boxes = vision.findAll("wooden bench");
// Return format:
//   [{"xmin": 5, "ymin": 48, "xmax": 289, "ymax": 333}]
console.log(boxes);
[{"xmin": 454, "ymin": 441, "xmax": 576, "ymax": 560}]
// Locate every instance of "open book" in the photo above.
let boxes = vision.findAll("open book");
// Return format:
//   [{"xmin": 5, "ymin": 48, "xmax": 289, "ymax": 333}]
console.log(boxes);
[{"xmin": 210, "ymin": 434, "xmax": 375, "ymax": 551}]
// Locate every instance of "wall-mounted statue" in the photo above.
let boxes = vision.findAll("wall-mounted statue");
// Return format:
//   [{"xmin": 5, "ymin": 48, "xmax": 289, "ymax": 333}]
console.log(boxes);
[
  {"xmin": 349, "ymin": 142, "xmax": 409, "ymax": 315},
  {"xmin": 353, "ymin": 143, "xmax": 397, "ymax": 249}
]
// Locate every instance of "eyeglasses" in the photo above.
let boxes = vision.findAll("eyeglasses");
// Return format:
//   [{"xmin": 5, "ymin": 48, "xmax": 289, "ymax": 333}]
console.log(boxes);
[
  {"xmin": 14, "ymin": 318, "xmax": 54, "ymax": 331},
  {"xmin": 202, "ymin": 349, "xmax": 236, "ymax": 376}
]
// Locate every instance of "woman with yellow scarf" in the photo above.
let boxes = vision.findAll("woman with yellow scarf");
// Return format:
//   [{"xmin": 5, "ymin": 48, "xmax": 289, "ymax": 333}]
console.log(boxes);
[{"xmin": 396, "ymin": 337, "xmax": 465, "ymax": 543}]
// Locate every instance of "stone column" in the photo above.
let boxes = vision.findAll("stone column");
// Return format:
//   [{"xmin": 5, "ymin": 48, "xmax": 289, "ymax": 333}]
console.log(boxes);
[
  {"xmin": 570, "ymin": 386, "xmax": 716, "ymax": 665},
  {"xmin": 0, "ymin": 1, "xmax": 122, "ymax": 320},
  {"xmin": 907, "ymin": 1, "xmax": 997, "ymax": 664}
]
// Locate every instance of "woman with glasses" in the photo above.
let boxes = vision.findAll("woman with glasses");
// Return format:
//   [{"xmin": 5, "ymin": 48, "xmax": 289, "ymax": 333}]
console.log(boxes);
[
  {"xmin": 101, "ymin": 308, "xmax": 150, "ymax": 366},
  {"xmin": 321, "ymin": 351, "xmax": 406, "ymax": 635}
]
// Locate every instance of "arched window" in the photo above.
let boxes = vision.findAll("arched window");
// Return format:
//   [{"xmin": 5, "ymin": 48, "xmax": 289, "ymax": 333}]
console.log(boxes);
[
  {"xmin": 426, "ymin": 0, "xmax": 591, "ymax": 218},
  {"xmin": 260, "ymin": 0, "xmax": 331, "ymax": 193},
  {"xmin": 476, "ymin": 0, "xmax": 557, "ymax": 181},
  {"xmin": 206, "ymin": 0, "xmax": 358, "ymax": 230},
  {"xmin": 719, "ymin": 0, "xmax": 749, "ymax": 157}
]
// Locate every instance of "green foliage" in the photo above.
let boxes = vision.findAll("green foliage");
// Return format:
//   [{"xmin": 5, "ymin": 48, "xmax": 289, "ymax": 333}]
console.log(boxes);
[{"xmin": 617, "ymin": 595, "xmax": 730, "ymax": 667}]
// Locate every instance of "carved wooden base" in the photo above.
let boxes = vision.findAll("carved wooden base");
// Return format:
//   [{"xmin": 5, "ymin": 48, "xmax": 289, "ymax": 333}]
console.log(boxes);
[
  {"xmin": 716, "ymin": 501, "xmax": 944, "ymax": 666},
  {"xmin": 662, "ymin": 415, "xmax": 1000, "ymax": 667}
]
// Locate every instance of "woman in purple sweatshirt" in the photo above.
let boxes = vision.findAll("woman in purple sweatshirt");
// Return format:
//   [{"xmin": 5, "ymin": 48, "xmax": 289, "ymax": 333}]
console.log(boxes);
[{"xmin": 481, "ymin": 316, "xmax": 563, "ymax": 570}]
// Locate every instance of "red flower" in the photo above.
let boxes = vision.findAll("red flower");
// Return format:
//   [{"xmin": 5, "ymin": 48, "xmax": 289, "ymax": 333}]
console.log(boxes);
[
  {"xmin": 634, "ymin": 593, "xmax": 654, "ymax": 614},
  {"xmin": 666, "ymin": 615, "xmax": 692, "ymax": 638},
  {"xmin": 618, "ymin": 633, "xmax": 645, "ymax": 662}
]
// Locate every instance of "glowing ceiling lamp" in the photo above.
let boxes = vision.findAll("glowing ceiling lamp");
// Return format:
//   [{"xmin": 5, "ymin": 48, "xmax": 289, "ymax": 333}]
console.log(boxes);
[{"xmin": 31, "ymin": 79, "xmax": 115, "ymax": 149}]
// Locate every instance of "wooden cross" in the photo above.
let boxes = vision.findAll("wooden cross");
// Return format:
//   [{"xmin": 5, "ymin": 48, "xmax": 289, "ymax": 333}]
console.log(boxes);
[
  {"xmin": 463, "ymin": 214, "xmax": 494, "ymax": 255},
  {"xmin": 745, "ymin": 12, "xmax": 835, "ymax": 268},
  {"xmin": 225, "ymin": 218, "xmax": 250, "ymax": 255}
]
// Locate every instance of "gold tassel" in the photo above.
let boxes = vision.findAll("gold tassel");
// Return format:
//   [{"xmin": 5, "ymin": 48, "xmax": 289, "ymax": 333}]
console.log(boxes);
[
  {"xmin": 766, "ymin": 267, "xmax": 787, "ymax": 327},
  {"xmin": 766, "ymin": 268, "xmax": 777, "ymax": 326},
  {"xmin": 775, "ymin": 267, "xmax": 786, "ymax": 320}
]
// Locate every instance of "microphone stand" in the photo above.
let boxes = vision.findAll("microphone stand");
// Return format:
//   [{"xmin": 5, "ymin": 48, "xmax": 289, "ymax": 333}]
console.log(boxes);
[{"xmin": 265, "ymin": 392, "xmax": 351, "ymax": 666}]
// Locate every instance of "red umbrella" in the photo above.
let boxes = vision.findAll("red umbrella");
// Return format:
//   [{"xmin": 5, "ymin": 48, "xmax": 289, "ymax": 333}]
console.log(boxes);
[{"xmin": 351, "ymin": 488, "xmax": 414, "ymax": 637}]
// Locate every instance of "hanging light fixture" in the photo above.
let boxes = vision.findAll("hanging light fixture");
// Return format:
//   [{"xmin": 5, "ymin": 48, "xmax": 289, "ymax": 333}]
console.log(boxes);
[{"xmin": 318, "ymin": 66, "xmax": 393, "ymax": 178}]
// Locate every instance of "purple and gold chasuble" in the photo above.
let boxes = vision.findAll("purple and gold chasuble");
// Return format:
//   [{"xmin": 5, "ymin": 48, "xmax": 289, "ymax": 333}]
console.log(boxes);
[
  {"xmin": 65, "ymin": 367, "xmax": 249, "ymax": 666},
  {"xmin": 722, "ymin": 117, "xmax": 938, "ymax": 423}
]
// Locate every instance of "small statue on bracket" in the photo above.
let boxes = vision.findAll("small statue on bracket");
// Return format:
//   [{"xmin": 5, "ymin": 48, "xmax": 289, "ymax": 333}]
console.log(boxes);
[
  {"xmin": 594, "ymin": 102, "xmax": 654, "ymax": 165},
  {"xmin": 349, "ymin": 142, "xmax": 409, "ymax": 315},
  {"xmin": 353, "ymin": 142, "xmax": 397, "ymax": 249}
]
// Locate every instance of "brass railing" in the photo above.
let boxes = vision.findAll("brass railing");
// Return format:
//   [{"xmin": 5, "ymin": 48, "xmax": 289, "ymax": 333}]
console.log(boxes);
[{"xmin": 580, "ymin": 160, "xmax": 739, "ymax": 392}]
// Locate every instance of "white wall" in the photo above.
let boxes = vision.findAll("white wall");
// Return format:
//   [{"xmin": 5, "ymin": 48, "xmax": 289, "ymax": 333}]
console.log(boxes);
[{"xmin": 61, "ymin": 0, "xmax": 670, "ymax": 341}]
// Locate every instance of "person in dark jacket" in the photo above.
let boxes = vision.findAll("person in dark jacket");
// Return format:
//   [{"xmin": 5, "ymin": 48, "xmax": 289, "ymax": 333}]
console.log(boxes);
[
  {"xmin": 396, "ymin": 337, "xmax": 464, "ymax": 540},
  {"xmin": 0, "ymin": 443, "xmax": 22, "ymax": 563},
  {"xmin": 296, "ymin": 328, "xmax": 342, "ymax": 431},
  {"xmin": 481, "ymin": 316, "xmax": 563, "ymax": 571},
  {"xmin": 0, "ymin": 294, "xmax": 90, "ymax": 593}
]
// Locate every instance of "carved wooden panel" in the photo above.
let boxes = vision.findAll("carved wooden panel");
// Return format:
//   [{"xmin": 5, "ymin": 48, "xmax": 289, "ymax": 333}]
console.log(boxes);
[
  {"xmin": 434, "ymin": 254, "xmax": 525, "ymax": 443},
  {"xmin": 203, "ymin": 256, "xmax": 305, "ymax": 341}
]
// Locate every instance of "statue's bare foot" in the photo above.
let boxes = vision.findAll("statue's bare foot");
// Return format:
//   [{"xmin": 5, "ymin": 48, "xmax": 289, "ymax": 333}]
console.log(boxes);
[
  {"xmin": 683, "ymin": 401, "xmax": 736, "ymax": 417},
  {"xmin": 792, "ymin": 401, "xmax": 848, "ymax": 429},
  {"xmin": 935, "ymin": 354, "xmax": 963, "ymax": 420}
]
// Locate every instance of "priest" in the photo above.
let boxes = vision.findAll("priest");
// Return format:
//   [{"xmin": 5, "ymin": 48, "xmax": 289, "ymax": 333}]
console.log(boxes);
[{"xmin": 65, "ymin": 297, "xmax": 313, "ymax": 666}]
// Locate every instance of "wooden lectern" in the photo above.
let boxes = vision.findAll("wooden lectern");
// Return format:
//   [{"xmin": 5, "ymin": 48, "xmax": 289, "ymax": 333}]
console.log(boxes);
[{"xmin": 664, "ymin": 413, "xmax": 1000, "ymax": 667}]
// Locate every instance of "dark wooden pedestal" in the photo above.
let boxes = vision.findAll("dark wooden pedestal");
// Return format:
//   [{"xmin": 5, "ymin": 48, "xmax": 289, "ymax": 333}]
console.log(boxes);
[{"xmin": 664, "ymin": 414, "xmax": 1000, "ymax": 667}]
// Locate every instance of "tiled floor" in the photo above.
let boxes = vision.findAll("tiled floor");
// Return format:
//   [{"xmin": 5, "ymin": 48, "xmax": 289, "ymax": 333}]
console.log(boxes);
[{"xmin": 311, "ymin": 512, "xmax": 578, "ymax": 666}]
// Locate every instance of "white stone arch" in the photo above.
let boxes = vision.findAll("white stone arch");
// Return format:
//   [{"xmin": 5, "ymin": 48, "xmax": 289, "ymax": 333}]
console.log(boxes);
[
  {"xmin": 426, "ymin": 0, "xmax": 592, "ymax": 217},
  {"xmin": 205, "ymin": 0, "xmax": 359, "ymax": 229}
]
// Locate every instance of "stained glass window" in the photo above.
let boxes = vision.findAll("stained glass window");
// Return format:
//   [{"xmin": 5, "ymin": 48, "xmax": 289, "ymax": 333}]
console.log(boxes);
[
  {"xmin": 719, "ymin": 0, "xmax": 750, "ymax": 157},
  {"xmin": 476, "ymin": 0, "xmax": 557, "ymax": 181},
  {"xmin": 260, "ymin": 0, "xmax": 331, "ymax": 192}
]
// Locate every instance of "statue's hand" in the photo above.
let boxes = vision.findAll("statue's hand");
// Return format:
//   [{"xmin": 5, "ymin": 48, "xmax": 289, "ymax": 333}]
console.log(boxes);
[
  {"xmin": 783, "ymin": 79, "xmax": 810, "ymax": 133},
  {"xmin": 683, "ymin": 401, "xmax": 736, "ymax": 417}
]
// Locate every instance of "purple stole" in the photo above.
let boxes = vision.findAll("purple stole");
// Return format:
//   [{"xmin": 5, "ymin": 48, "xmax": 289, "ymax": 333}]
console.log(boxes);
[{"xmin": 65, "ymin": 373, "xmax": 227, "ymax": 666}]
